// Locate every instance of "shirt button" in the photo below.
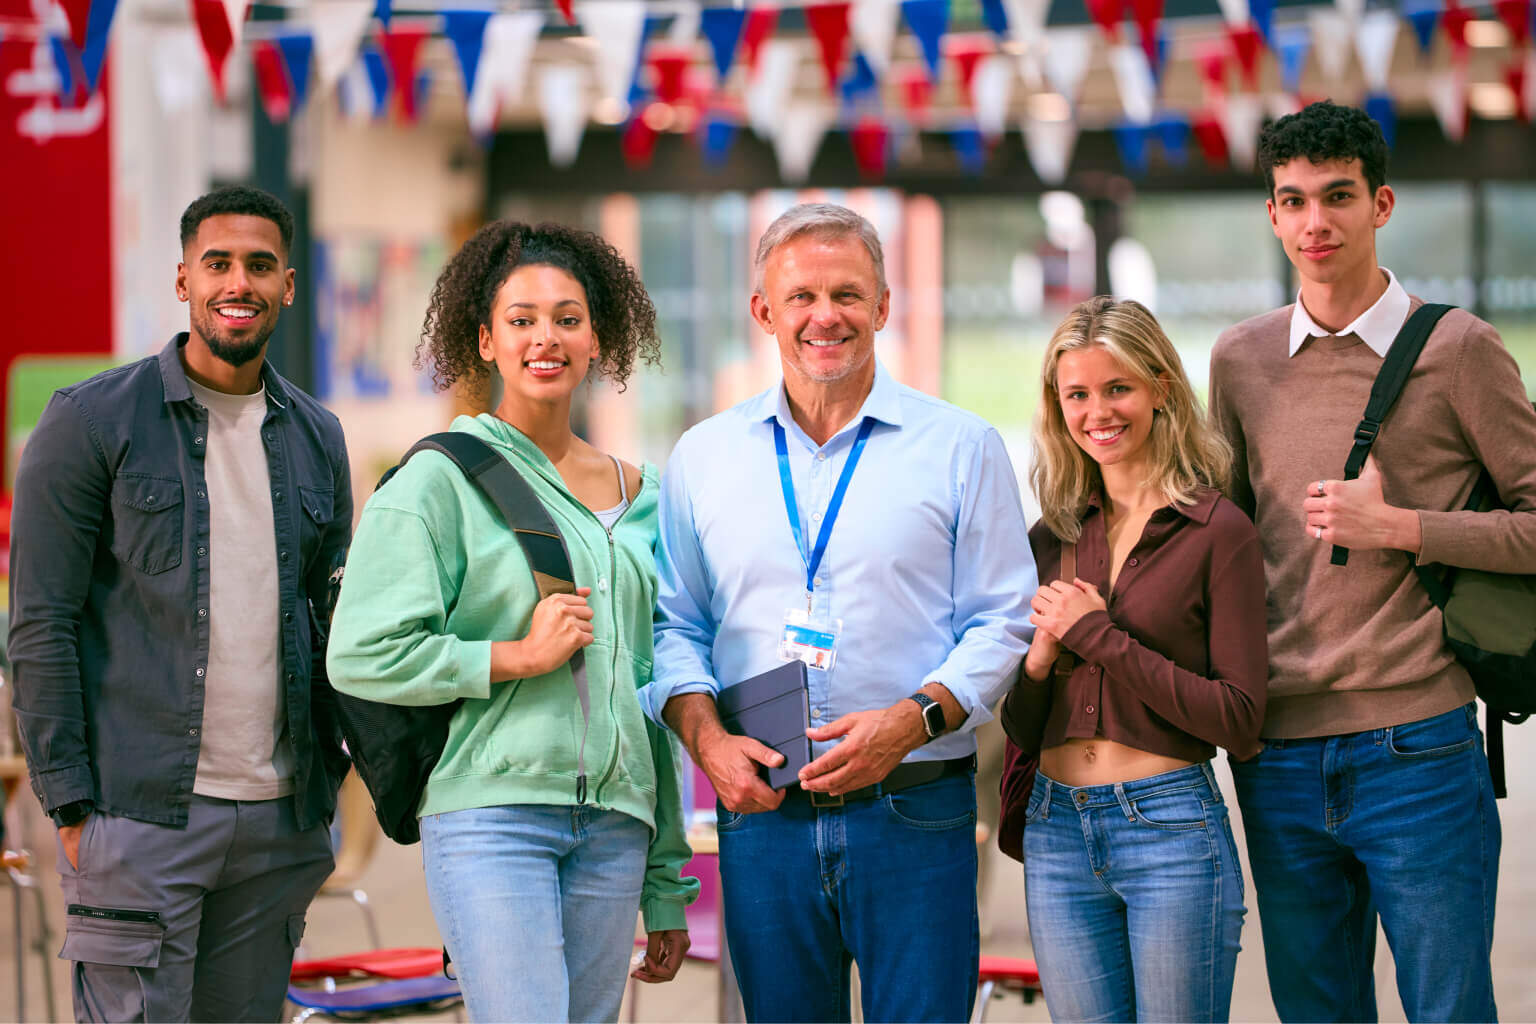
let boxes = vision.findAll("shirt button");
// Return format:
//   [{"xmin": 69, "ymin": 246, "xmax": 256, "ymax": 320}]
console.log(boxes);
[
  {"xmin": 1128, "ymin": 557, "xmax": 1139, "ymax": 567},
  {"xmin": 188, "ymin": 727, "xmax": 199, "ymax": 737},
  {"xmin": 812, "ymin": 512, "xmax": 823, "ymax": 522},
  {"xmin": 811, "ymin": 708, "xmax": 823, "ymax": 718},
  {"xmin": 813, "ymin": 576, "xmax": 823, "ymax": 587},
  {"xmin": 1086, "ymin": 704, "xmax": 1096, "ymax": 714},
  {"xmin": 280, "ymin": 551, "xmax": 289, "ymax": 562},
  {"xmin": 195, "ymin": 666, "xmax": 205, "ymax": 678},
  {"xmin": 194, "ymin": 435, "xmax": 204, "ymax": 445},
  {"xmin": 284, "ymin": 611, "xmax": 293, "ymax": 623},
  {"xmin": 197, "ymin": 490, "xmax": 206, "ymax": 499},
  {"xmin": 598, "ymin": 577, "xmax": 609, "ymax": 593},
  {"xmin": 197, "ymin": 607, "xmax": 207, "ymax": 618},
  {"xmin": 145, "ymin": 495, "xmax": 156, "ymax": 505},
  {"xmin": 273, "ymin": 490, "xmax": 282, "ymax": 502},
  {"xmin": 816, "ymin": 453, "xmax": 827, "ymax": 462},
  {"xmin": 197, "ymin": 547, "xmax": 206, "ymax": 557}
]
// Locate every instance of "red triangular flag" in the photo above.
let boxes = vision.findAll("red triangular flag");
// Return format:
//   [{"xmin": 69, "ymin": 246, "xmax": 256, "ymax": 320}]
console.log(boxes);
[
  {"xmin": 1084, "ymin": 0, "xmax": 1124, "ymax": 43},
  {"xmin": 1196, "ymin": 40, "xmax": 1229, "ymax": 94},
  {"xmin": 621, "ymin": 113, "xmax": 660, "ymax": 168},
  {"xmin": 252, "ymin": 39, "xmax": 292, "ymax": 123},
  {"xmin": 805, "ymin": 3, "xmax": 851, "ymax": 95},
  {"xmin": 380, "ymin": 25, "xmax": 428, "ymax": 121},
  {"xmin": 741, "ymin": 7, "xmax": 778, "ymax": 75},
  {"xmin": 649, "ymin": 46, "xmax": 692, "ymax": 105},
  {"xmin": 1494, "ymin": 0, "xmax": 1531, "ymax": 48},
  {"xmin": 949, "ymin": 37, "xmax": 991, "ymax": 109},
  {"xmin": 554, "ymin": 0, "xmax": 575, "ymax": 26},
  {"xmin": 1227, "ymin": 23, "xmax": 1262, "ymax": 91},
  {"xmin": 1130, "ymin": 0, "xmax": 1164, "ymax": 67},
  {"xmin": 189, "ymin": 0, "xmax": 235, "ymax": 103},
  {"xmin": 850, "ymin": 115, "xmax": 888, "ymax": 178},
  {"xmin": 1192, "ymin": 112, "xmax": 1229, "ymax": 166},
  {"xmin": 1443, "ymin": 0, "xmax": 1473, "ymax": 59},
  {"xmin": 1506, "ymin": 58, "xmax": 1529, "ymax": 121},
  {"xmin": 898, "ymin": 64, "xmax": 933, "ymax": 126},
  {"xmin": 59, "ymin": 0, "xmax": 92, "ymax": 49}
]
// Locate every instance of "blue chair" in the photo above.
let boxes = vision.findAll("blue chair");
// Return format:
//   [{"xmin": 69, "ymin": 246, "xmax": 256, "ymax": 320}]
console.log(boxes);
[{"xmin": 287, "ymin": 973, "xmax": 463, "ymax": 1022}]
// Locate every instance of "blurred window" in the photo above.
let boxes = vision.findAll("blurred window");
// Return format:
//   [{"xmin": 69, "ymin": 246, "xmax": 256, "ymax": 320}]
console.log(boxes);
[
  {"xmin": 1378, "ymin": 183, "xmax": 1475, "ymax": 307},
  {"xmin": 1484, "ymin": 185, "xmax": 1536, "ymax": 394}
]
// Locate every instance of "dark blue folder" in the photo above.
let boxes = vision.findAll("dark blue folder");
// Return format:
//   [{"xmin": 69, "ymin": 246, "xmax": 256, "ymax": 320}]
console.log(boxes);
[{"xmin": 716, "ymin": 661, "xmax": 812, "ymax": 790}]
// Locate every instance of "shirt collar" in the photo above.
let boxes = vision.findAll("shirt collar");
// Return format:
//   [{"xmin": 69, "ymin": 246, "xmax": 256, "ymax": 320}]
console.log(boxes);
[
  {"xmin": 1083, "ymin": 486, "xmax": 1220, "ymax": 526},
  {"xmin": 1287, "ymin": 268, "xmax": 1410, "ymax": 358},
  {"xmin": 159, "ymin": 333, "xmax": 290, "ymax": 409},
  {"xmin": 754, "ymin": 359, "xmax": 905, "ymax": 432}
]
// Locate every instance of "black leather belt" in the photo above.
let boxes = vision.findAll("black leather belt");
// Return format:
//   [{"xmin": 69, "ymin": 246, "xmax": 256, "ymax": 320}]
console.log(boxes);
[{"xmin": 789, "ymin": 755, "xmax": 976, "ymax": 808}]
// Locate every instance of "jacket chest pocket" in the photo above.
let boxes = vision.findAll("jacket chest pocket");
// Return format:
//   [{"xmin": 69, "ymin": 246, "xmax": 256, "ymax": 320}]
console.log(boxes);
[
  {"xmin": 298, "ymin": 485, "xmax": 334, "ymax": 562},
  {"xmin": 110, "ymin": 475, "xmax": 184, "ymax": 575}
]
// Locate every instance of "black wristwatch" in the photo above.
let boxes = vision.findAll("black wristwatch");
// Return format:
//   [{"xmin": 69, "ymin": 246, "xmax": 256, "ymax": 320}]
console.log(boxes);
[
  {"xmin": 50, "ymin": 799, "xmax": 94, "ymax": 828},
  {"xmin": 907, "ymin": 692, "xmax": 946, "ymax": 742}
]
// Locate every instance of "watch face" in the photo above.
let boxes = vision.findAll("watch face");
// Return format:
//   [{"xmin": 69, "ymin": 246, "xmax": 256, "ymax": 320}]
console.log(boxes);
[{"xmin": 922, "ymin": 701, "xmax": 945, "ymax": 737}]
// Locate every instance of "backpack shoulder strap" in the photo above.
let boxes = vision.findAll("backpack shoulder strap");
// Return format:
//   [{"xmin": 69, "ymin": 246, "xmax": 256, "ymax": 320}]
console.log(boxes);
[{"xmin": 1330, "ymin": 302, "xmax": 1456, "ymax": 566}]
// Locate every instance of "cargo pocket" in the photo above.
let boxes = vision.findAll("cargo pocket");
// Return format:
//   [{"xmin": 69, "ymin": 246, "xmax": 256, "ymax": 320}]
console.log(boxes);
[
  {"xmin": 62, "ymin": 906, "xmax": 164, "ymax": 1023},
  {"xmin": 109, "ymin": 475, "xmax": 184, "ymax": 575}
]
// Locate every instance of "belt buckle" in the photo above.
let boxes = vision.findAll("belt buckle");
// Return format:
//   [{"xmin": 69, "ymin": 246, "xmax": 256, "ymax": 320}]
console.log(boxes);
[{"xmin": 808, "ymin": 789, "xmax": 845, "ymax": 808}]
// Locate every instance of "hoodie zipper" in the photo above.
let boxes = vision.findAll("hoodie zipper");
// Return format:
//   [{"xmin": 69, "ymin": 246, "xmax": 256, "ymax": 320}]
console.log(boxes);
[{"xmin": 590, "ymin": 473, "xmax": 646, "ymax": 805}]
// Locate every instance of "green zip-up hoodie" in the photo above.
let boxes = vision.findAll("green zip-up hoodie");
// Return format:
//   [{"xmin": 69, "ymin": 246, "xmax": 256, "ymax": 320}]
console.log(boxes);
[{"xmin": 327, "ymin": 414, "xmax": 697, "ymax": 932}]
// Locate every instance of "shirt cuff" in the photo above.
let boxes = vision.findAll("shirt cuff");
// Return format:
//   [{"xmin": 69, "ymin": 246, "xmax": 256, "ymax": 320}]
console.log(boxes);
[
  {"xmin": 641, "ymin": 679, "xmax": 717, "ymax": 727},
  {"xmin": 458, "ymin": 639, "xmax": 494, "ymax": 700},
  {"xmin": 641, "ymin": 896, "xmax": 690, "ymax": 934},
  {"xmin": 1061, "ymin": 609, "xmax": 1115, "ymax": 660}
]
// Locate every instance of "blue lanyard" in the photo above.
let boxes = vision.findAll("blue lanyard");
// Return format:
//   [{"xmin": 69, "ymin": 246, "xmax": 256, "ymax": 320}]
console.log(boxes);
[{"xmin": 773, "ymin": 417, "xmax": 875, "ymax": 603}]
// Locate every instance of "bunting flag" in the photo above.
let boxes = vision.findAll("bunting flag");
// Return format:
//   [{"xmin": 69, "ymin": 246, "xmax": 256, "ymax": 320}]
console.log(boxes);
[
  {"xmin": 1354, "ymin": 9, "xmax": 1399, "ymax": 93},
  {"xmin": 950, "ymin": 36, "xmax": 992, "ymax": 107},
  {"xmin": 152, "ymin": 26, "xmax": 207, "ymax": 114},
  {"xmin": 1085, "ymin": 0, "xmax": 1125, "ymax": 42},
  {"xmin": 578, "ymin": 0, "xmax": 647, "ymax": 103},
  {"xmin": 190, "ymin": 0, "xmax": 236, "ymax": 102},
  {"xmin": 901, "ymin": 0, "xmax": 949, "ymax": 81},
  {"xmin": 467, "ymin": 10, "xmax": 543, "ymax": 138},
  {"xmin": 1308, "ymin": 9, "xmax": 1353, "ymax": 82},
  {"xmin": 851, "ymin": 0, "xmax": 901, "ymax": 75},
  {"xmin": 747, "ymin": 40, "xmax": 799, "ymax": 136},
  {"xmin": 621, "ymin": 112, "xmax": 659, "ymax": 168},
  {"xmin": 538, "ymin": 63, "xmax": 589, "ymax": 165},
  {"xmin": 897, "ymin": 63, "xmax": 934, "ymax": 123},
  {"xmin": 312, "ymin": 0, "xmax": 372, "ymax": 92},
  {"xmin": 1002, "ymin": 0, "xmax": 1050, "ymax": 48},
  {"xmin": 1041, "ymin": 27, "xmax": 1092, "ymax": 103},
  {"xmin": 1192, "ymin": 111, "xmax": 1228, "ymax": 165},
  {"xmin": 1129, "ymin": 0, "xmax": 1163, "ymax": 67},
  {"xmin": 1274, "ymin": 23, "xmax": 1310, "ymax": 94},
  {"xmin": 773, "ymin": 103, "xmax": 832, "ymax": 182},
  {"xmin": 253, "ymin": 40, "xmax": 293, "ymax": 122},
  {"xmin": 1219, "ymin": 93, "xmax": 1264, "ymax": 167},
  {"xmin": 1216, "ymin": 0, "xmax": 1248, "ymax": 26},
  {"xmin": 741, "ymin": 7, "xmax": 778, "ymax": 73},
  {"xmin": 1335, "ymin": 0, "xmax": 1365, "ymax": 25},
  {"xmin": 59, "ymin": 0, "xmax": 92, "ymax": 49},
  {"xmin": 1495, "ymin": 0, "xmax": 1532, "ymax": 47},
  {"xmin": 76, "ymin": 0, "xmax": 118, "ymax": 94},
  {"xmin": 222, "ymin": 0, "xmax": 249, "ymax": 50},
  {"xmin": 1148, "ymin": 25, "xmax": 1171, "ymax": 88},
  {"xmin": 374, "ymin": 0, "xmax": 391, "ymax": 28},
  {"xmin": 972, "ymin": 54, "xmax": 1013, "ymax": 137},
  {"xmin": 650, "ymin": 46, "xmax": 692, "ymax": 105},
  {"xmin": 380, "ymin": 25, "xmax": 429, "ymax": 120},
  {"xmin": 1196, "ymin": 40, "xmax": 1230, "ymax": 94},
  {"xmin": 1364, "ymin": 91, "xmax": 1395, "ymax": 145},
  {"xmin": 669, "ymin": 2, "xmax": 701, "ymax": 45},
  {"xmin": 951, "ymin": 124, "xmax": 987, "ymax": 174},
  {"xmin": 1248, "ymin": 0, "xmax": 1275, "ymax": 43},
  {"xmin": 1113, "ymin": 120, "xmax": 1151, "ymax": 176},
  {"xmin": 1426, "ymin": 68, "xmax": 1468, "ymax": 140},
  {"xmin": 276, "ymin": 33, "xmax": 314, "ymax": 113},
  {"xmin": 841, "ymin": 51, "xmax": 880, "ymax": 108},
  {"xmin": 1441, "ymin": 0, "xmax": 1473, "ymax": 57},
  {"xmin": 701, "ymin": 6, "xmax": 747, "ymax": 81},
  {"xmin": 1155, "ymin": 112, "xmax": 1189, "ymax": 165},
  {"xmin": 980, "ymin": 0, "xmax": 1009, "ymax": 40},
  {"xmin": 806, "ymin": 3, "xmax": 853, "ymax": 93},
  {"xmin": 1505, "ymin": 57, "xmax": 1529, "ymax": 120},
  {"xmin": 850, "ymin": 115, "xmax": 889, "ymax": 177},
  {"xmin": 1227, "ymin": 23, "xmax": 1262, "ymax": 91},
  {"xmin": 1403, "ymin": 0, "xmax": 1441, "ymax": 56},
  {"xmin": 361, "ymin": 44, "xmax": 391, "ymax": 117},
  {"xmin": 1022, "ymin": 113, "xmax": 1077, "ymax": 184},
  {"xmin": 1109, "ymin": 44, "xmax": 1155, "ymax": 122},
  {"xmin": 441, "ymin": 9, "xmax": 492, "ymax": 98},
  {"xmin": 50, "ymin": 37, "xmax": 80, "ymax": 105},
  {"xmin": 701, "ymin": 110, "xmax": 738, "ymax": 166}
]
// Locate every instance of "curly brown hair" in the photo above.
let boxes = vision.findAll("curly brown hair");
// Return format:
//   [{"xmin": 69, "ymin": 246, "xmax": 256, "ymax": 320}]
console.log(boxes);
[{"xmin": 417, "ymin": 220, "xmax": 660, "ymax": 394}]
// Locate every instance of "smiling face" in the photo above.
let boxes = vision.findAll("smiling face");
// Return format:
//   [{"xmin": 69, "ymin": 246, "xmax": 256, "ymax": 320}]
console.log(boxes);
[
  {"xmin": 1267, "ymin": 156, "xmax": 1394, "ymax": 293},
  {"xmin": 750, "ymin": 232, "xmax": 890, "ymax": 395},
  {"xmin": 1054, "ymin": 345, "xmax": 1160, "ymax": 476},
  {"xmin": 176, "ymin": 213, "xmax": 293, "ymax": 368},
  {"xmin": 478, "ymin": 263, "xmax": 598, "ymax": 412}
]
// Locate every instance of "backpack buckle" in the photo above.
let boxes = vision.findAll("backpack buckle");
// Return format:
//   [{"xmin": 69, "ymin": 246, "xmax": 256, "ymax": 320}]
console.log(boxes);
[{"xmin": 1354, "ymin": 421, "xmax": 1379, "ymax": 445}]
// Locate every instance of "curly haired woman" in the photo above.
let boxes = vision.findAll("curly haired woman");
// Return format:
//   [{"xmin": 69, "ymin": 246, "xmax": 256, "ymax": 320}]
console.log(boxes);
[{"xmin": 327, "ymin": 221, "xmax": 696, "ymax": 1022}]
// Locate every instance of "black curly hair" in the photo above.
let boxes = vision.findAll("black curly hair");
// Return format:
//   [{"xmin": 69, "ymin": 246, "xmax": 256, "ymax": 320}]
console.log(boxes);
[
  {"xmin": 417, "ymin": 220, "xmax": 660, "ymax": 394},
  {"xmin": 180, "ymin": 185, "xmax": 294, "ymax": 256},
  {"xmin": 1257, "ymin": 100, "xmax": 1389, "ymax": 198}
]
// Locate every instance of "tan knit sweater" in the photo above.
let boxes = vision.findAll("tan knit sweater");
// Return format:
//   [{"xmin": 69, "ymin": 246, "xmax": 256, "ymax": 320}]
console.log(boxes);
[{"xmin": 1209, "ymin": 299, "xmax": 1536, "ymax": 737}]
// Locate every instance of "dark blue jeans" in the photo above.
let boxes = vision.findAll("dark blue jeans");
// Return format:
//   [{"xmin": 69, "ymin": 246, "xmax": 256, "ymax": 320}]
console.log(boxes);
[
  {"xmin": 1230, "ymin": 703, "xmax": 1500, "ymax": 1023},
  {"xmin": 716, "ymin": 772, "xmax": 979, "ymax": 1023}
]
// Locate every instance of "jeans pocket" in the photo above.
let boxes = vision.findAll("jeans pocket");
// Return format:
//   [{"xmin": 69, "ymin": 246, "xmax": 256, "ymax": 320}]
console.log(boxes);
[
  {"xmin": 1130, "ymin": 787, "xmax": 1207, "ymax": 831},
  {"xmin": 715, "ymin": 806, "xmax": 746, "ymax": 833},
  {"xmin": 883, "ymin": 784, "xmax": 975, "ymax": 832},
  {"xmin": 1023, "ymin": 781, "xmax": 1049, "ymax": 825},
  {"xmin": 1387, "ymin": 707, "xmax": 1476, "ymax": 760}
]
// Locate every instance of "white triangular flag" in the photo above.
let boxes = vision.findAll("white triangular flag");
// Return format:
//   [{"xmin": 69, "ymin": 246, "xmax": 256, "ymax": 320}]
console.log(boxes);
[
  {"xmin": 1041, "ymin": 27, "xmax": 1092, "ymax": 105},
  {"xmin": 1308, "ymin": 9, "xmax": 1353, "ymax": 84},
  {"xmin": 1426, "ymin": 69, "xmax": 1467, "ymax": 141},
  {"xmin": 669, "ymin": 1, "xmax": 701, "ymax": 44},
  {"xmin": 1220, "ymin": 94, "xmax": 1264, "ymax": 169},
  {"xmin": 1216, "ymin": 0, "xmax": 1249, "ymax": 28},
  {"xmin": 338, "ymin": 57, "xmax": 375, "ymax": 122},
  {"xmin": 1003, "ymin": 0, "xmax": 1050, "ymax": 48},
  {"xmin": 1335, "ymin": 0, "xmax": 1365, "ymax": 26},
  {"xmin": 973, "ymin": 55, "xmax": 1015, "ymax": 139},
  {"xmin": 1109, "ymin": 44, "xmax": 1155, "ymax": 124},
  {"xmin": 312, "ymin": 0, "xmax": 374, "ymax": 92},
  {"xmin": 153, "ymin": 26, "xmax": 207, "ymax": 115},
  {"xmin": 537, "ymin": 63, "xmax": 590, "ymax": 167},
  {"xmin": 1016, "ymin": 50, "xmax": 1044, "ymax": 90},
  {"xmin": 747, "ymin": 39, "xmax": 800, "ymax": 139},
  {"xmin": 851, "ymin": 0, "xmax": 900, "ymax": 75},
  {"xmin": 576, "ymin": 0, "xmax": 647, "ymax": 103},
  {"xmin": 773, "ymin": 104, "xmax": 832, "ymax": 183},
  {"xmin": 1353, "ymin": 9, "xmax": 1398, "ymax": 93},
  {"xmin": 1267, "ymin": 92, "xmax": 1302, "ymax": 119},
  {"xmin": 222, "ymin": 0, "xmax": 250, "ymax": 52},
  {"xmin": 1022, "ymin": 113, "xmax": 1078, "ymax": 184},
  {"xmin": 467, "ymin": 10, "xmax": 545, "ymax": 137}
]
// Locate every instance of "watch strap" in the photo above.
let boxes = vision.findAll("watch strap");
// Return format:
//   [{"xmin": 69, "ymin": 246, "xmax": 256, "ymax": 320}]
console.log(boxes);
[{"xmin": 907, "ymin": 692, "xmax": 944, "ymax": 740}]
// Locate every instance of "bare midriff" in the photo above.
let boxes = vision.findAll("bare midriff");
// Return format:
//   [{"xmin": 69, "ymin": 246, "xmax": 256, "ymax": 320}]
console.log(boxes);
[{"xmin": 1039, "ymin": 736, "xmax": 1195, "ymax": 788}]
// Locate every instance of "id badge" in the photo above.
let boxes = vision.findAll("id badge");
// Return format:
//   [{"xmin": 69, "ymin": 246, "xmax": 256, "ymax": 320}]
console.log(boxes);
[{"xmin": 779, "ymin": 608, "xmax": 842, "ymax": 671}]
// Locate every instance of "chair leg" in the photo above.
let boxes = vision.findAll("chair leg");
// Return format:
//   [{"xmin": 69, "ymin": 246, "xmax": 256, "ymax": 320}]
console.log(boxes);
[
  {"xmin": 348, "ymin": 889, "xmax": 382, "ymax": 949},
  {"xmin": 969, "ymin": 979, "xmax": 997, "ymax": 1024}
]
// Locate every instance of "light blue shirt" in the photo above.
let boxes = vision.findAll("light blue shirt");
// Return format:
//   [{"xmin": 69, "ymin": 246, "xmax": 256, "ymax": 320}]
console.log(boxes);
[{"xmin": 641, "ymin": 362, "xmax": 1037, "ymax": 764}]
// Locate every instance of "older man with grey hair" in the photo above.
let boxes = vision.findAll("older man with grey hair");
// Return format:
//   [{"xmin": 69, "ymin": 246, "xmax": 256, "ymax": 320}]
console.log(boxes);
[{"xmin": 640, "ymin": 203, "xmax": 1036, "ymax": 1022}]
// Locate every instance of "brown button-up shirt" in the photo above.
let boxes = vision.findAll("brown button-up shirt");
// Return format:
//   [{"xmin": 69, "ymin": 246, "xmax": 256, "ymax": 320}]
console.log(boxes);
[{"xmin": 1020, "ymin": 487, "xmax": 1268, "ymax": 762}]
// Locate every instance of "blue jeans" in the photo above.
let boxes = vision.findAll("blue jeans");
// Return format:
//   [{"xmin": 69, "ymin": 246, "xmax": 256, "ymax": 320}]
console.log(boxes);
[
  {"xmin": 1023, "ymin": 763, "xmax": 1245, "ymax": 1023},
  {"xmin": 421, "ymin": 805, "xmax": 649, "ymax": 1023},
  {"xmin": 717, "ymin": 772, "xmax": 979, "ymax": 1022},
  {"xmin": 1230, "ymin": 703, "xmax": 1500, "ymax": 1023}
]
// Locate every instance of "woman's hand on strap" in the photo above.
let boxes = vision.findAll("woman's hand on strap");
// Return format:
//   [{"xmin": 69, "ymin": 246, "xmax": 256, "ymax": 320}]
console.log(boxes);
[
  {"xmin": 490, "ymin": 587, "xmax": 595, "ymax": 681},
  {"xmin": 1029, "ymin": 579, "xmax": 1107, "ymax": 645}
]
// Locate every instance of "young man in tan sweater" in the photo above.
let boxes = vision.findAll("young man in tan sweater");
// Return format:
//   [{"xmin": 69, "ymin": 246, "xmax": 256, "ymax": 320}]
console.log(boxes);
[{"xmin": 1210, "ymin": 101, "xmax": 1536, "ymax": 1022}]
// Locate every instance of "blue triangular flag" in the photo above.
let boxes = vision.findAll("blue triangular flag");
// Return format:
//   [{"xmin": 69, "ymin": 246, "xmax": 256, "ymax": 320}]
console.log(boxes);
[
  {"xmin": 1155, "ymin": 113, "xmax": 1189, "ymax": 166},
  {"xmin": 1274, "ymin": 24, "xmax": 1310, "ymax": 95},
  {"xmin": 980, "ymin": 0, "xmax": 1009, "ymax": 40},
  {"xmin": 49, "ymin": 36, "xmax": 78, "ymax": 104},
  {"xmin": 702, "ymin": 113, "xmax": 737, "ymax": 167},
  {"xmin": 1248, "ymin": 0, "xmax": 1276, "ymax": 46},
  {"xmin": 276, "ymin": 33, "xmax": 314, "ymax": 113},
  {"xmin": 901, "ymin": 0, "xmax": 949, "ymax": 82},
  {"xmin": 79, "ymin": 0, "xmax": 118, "ymax": 93},
  {"xmin": 362, "ymin": 45, "xmax": 390, "ymax": 116},
  {"xmin": 840, "ymin": 52, "xmax": 880, "ymax": 109},
  {"xmin": 701, "ymin": 6, "xmax": 748, "ymax": 81},
  {"xmin": 628, "ymin": 14, "xmax": 667, "ymax": 106},
  {"xmin": 951, "ymin": 124, "xmax": 986, "ymax": 175},
  {"xmin": 442, "ymin": 9, "xmax": 492, "ymax": 97},
  {"xmin": 1403, "ymin": 0, "xmax": 1442, "ymax": 55},
  {"xmin": 1148, "ymin": 25, "xmax": 1170, "ymax": 89},
  {"xmin": 1113, "ymin": 121, "xmax": 1151, "ymax": 176},
  {"xmin": 1364, "ymin": 92, "xmax": 1395, "ymax": 148},
  {"xmin": 374, "ymin": 0, "xmax": 391, "ymax": 27}
]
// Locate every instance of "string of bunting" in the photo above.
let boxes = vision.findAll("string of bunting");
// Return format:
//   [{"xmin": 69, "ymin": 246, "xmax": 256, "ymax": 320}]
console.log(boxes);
[{"xmin": 8, "ymin": 0, "xmax": 1534, "ymax": 182}]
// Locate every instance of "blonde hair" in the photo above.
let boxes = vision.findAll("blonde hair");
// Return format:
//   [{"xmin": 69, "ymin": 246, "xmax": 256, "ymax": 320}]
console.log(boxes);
[{"xmin": 1030, "ymin": 296, "xmax": 1232, "ymax": 542}]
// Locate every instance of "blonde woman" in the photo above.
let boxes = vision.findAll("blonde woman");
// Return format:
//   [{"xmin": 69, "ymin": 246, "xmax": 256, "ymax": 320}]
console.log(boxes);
[{"xmin": 1017, "ymin": 296, "xmax": 1267, "ymax": 1022}]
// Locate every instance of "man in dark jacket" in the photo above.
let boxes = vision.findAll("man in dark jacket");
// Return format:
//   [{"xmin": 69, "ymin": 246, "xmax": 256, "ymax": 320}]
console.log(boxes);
[{"xmin": 8, "ymin": 185, "xmax": 353, "ymax": 1022}]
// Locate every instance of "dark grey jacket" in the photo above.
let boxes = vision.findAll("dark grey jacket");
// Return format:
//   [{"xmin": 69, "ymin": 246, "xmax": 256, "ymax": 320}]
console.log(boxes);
[{"xmin": 8, "ymin": 335, "xmax": 353, "ymax": 830}]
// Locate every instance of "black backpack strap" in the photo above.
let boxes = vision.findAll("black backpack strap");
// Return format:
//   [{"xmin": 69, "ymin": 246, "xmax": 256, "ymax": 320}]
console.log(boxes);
[
  {"xmin": 1330, "ymin": 303, "xmax": 1456, "ymax": 566},
  {"xmin": 389, "ymin": 431, "xmax": 595, "ymax": 804}
]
